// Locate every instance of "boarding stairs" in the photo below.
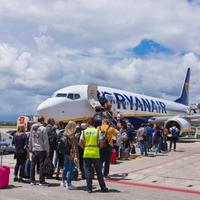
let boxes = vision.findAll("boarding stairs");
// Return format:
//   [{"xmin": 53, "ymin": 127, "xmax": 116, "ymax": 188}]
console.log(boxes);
[{"xmin": 87, "ymin": 84, "xmax": 117, "ymax": 126}]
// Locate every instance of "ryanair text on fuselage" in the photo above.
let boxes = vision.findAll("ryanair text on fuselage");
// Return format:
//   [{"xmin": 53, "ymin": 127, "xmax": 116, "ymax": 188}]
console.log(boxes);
[{"xmin": 101, "ymin": 91, "xmax": 167, "ymax": 113}]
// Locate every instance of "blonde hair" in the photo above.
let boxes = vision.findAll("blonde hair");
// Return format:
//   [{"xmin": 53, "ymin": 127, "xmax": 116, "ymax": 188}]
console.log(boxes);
[
  {"xmin": 64, "ymin": 121, "xmax": 76, "ymax": 136},
  {"xmin": 16, "ymin": 125, "xmax": 25, "ymax": 136}
]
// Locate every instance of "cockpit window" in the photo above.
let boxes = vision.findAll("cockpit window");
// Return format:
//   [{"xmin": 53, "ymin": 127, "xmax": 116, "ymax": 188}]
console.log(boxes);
[
  {"xmin": 67, "ymin": 93, "xmax": 74, "ymax": 100},
  {"xmin": 55, "ymin": 93, "xmax": 68, "ymax": 97},
  {"xmin": 74, "ymin": 94, "xmax": 81, "ymax": 99},
  {"xmin": 67, "ymin": 93, "xmax": 81, "ymax": 100}
]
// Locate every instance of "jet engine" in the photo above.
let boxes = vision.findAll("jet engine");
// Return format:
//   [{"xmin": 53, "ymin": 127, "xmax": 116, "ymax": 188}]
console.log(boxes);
[{"xmin": 164, "ymin": 117, "xmax": 192, "ymax": 135}]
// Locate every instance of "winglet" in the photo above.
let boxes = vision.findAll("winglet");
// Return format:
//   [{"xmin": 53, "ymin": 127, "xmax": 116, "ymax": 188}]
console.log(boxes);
[{"xmin": 175, "ymin": 68, "xmax": 190, "ymax": 106}]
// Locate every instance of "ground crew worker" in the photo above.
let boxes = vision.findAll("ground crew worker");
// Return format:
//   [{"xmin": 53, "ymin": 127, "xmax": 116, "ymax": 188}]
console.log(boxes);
[{"xmin": 79, "ymin": 118, "xmax": 108, "ymax": 193}]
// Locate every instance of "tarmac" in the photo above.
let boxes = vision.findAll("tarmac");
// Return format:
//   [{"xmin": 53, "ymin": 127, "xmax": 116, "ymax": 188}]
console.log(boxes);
[{"xmin": 1, "ymin": 142, "xmax": 200, "ymax": 200}]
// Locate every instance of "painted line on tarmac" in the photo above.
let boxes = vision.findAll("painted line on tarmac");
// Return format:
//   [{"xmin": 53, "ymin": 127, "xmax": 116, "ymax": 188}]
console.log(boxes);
[
  {"xmin": 166, "ymin": 163, "xmax": 173, "ymax": 166},
  {"xmin": 155, "ymin": 166, "xmax": 163, "ymax": 169},
  {"xmin": 127, "ymin": 153, "xmax": 197, "ymax": 174},
  {"xmin": 106, "ymin": 179, "xmax": 200, "ymax": 196}
]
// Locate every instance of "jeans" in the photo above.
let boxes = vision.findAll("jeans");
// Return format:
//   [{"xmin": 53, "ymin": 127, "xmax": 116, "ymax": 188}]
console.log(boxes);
[
  {"xmin": 139, "ymin": 140, "xmax": 147, "ymax": 155},
  {"xmin": 84, "ymin": 158, "xmax": 106, "ymax": 190},
  {"xmin": 62, "ymin": 155, "xmax": 75, "ymax": 186},
  {"xmin": 14, "ymin": 152, "xmax": 26, "ymax": 178},
  {"xmin": 154, "ymin": 141, "xmax": 161, "ymax": 154},
  {"xmin": 30, "ymin": 151, "xmax": 46, "ymax": 183},
  {"xmin": 100, "ymin": 145, "xmax": 112, "ymax": 177}
]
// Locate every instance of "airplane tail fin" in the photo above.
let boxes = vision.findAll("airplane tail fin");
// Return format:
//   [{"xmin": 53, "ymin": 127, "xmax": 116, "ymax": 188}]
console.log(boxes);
[{"xmin": 174, "ymin": 68, "xmax": 190, "ymax": 106}]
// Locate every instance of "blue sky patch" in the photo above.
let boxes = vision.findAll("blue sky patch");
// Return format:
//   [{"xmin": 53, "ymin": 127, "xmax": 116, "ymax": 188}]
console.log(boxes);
[{"xmin": 130, "ymin": 39, "xmax": 173, "ymax": 56}]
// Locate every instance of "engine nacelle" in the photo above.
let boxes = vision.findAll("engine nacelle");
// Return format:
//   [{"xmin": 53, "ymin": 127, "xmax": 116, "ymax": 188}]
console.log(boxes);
[{"xmin": 164, "ymin": 117, "xmax": 192, "ymax": 135}]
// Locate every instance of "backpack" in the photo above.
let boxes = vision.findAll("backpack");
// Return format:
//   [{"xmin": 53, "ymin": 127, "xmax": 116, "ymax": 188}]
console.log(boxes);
[
  {"xmin": 121, "ymin": 132, "xmax": 128, "ymax": 142},
  {"xmin": 57, "ymin": 135, "xmax": 72, "ymax": 155},
  {"xmin": 46, "ymin": 125, "xmax": 57, "ymax": 148},
  {"xmin": 171, "ymin": 127, "xmax": 178, "ymax": 136}
]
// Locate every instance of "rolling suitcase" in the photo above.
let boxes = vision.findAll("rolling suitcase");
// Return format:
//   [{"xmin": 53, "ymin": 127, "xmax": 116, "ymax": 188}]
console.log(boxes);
[
  {"xmin": 119, "ymin": 147, "xmax": 129, "ymax": 160},
  {"xmin": 110, "ymin": 149, "xmax": 117, "ymax": 164},
  {"xmin": 0, "ymin": 141, "xmax": 10, "ymax": 189},
  {"xmin": 161, "ymin": 142, "xmax": 168, "ymax": 151}
]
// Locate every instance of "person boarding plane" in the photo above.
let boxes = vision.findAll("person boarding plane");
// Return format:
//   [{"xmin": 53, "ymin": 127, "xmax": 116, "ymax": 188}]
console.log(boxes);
[{"xmin": 37, "ymin": 68, "xmax": 199, "ymax": 135}]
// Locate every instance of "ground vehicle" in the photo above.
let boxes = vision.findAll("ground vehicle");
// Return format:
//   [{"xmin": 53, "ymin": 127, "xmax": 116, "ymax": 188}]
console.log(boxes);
[{"xmin": 0, "ymin": 132, "xmax": 15, "ymax": 154}]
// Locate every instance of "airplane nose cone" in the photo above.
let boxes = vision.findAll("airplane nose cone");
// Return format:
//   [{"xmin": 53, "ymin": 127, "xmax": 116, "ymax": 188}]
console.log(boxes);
[
  {"xmin": 37, "ymin": 97, "xmax": 66, "ymax": 120},
  {"xmin": 37, "ymin": 100, "xmax": 50, "ymax": 116}
]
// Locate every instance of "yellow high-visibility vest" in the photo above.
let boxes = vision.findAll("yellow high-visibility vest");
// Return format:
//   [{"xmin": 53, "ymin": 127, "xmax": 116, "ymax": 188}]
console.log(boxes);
[{"xmin": 83, "ymin": 127, "xmax": 100, "ymax": 158}]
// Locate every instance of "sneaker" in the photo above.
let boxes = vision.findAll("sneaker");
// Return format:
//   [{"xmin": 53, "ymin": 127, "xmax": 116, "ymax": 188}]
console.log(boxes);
[
  {"xmin": 87, "ymin": 188, "xmax": 92, "ymax": 193},
  {"xmin": 101, "ymin": 187, "xmax": 108, "ymax": 192},
  {"xmin": 30, "ymin": 182, "xmax": 36, "ymax": 186},
  {"xmin": 18, "ymin": 177, "xmax": 24, "ymax": 183},
  {"xmin": 39, "ymin": 181, "xmax": 49, "ymax": 186},
  {"xmin": 104, "ymin": 174, "xmax": 111, "ymax": 179},
  {"xmin": 67, "ymin": 185, "xmax": 76, "ymax": 190},
  {"xmin": 60, "ymin": 181, "xmax": 66, "ymax": 187},
  {"xmin": 13, "ymin": 177, "xmax": 18, "ymax": 182}
]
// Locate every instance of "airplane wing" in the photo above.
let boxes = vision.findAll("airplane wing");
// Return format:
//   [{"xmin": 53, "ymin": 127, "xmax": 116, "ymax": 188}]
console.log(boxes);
[
  {"xmin": 149, "ymin": 114, "xmax": 200, "ymax": 123},
  {"xmin": 181, "ymin": 114, "xmax": 200, "ymax": 120}
]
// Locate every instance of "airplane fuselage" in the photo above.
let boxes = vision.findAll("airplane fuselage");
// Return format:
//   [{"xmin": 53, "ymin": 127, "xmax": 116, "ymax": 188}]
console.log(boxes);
[{"xmin": 37, "ymin": 85, "xmax": 189, "ymax": 124}]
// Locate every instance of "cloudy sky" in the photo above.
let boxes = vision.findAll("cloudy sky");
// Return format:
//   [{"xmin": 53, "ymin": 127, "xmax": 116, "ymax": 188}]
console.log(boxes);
[{"xmin": 0, "ymin": 0, "xmax": 200, "ymax": 121}]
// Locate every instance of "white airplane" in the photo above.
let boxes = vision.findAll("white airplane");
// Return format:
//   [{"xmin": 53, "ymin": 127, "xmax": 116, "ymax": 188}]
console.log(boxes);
[{"xmin": 37, "ymin": 68, "xmax": 198, "ymax": 134}]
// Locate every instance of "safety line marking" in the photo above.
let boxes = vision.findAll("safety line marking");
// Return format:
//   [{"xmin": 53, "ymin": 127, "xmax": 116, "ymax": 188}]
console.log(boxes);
[{"xmin": 106, "ymin": 179, "xmax": 200, "ymax": 195}]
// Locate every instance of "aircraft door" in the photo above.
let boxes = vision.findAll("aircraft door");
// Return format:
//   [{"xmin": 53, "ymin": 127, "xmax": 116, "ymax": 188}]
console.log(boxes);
[{"xmin": 87, "ymin": 84, "xmax": 101, "ymax": 109}]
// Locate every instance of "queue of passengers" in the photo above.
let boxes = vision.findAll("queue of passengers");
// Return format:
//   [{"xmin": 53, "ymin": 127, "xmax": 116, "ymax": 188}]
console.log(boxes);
[
  {"xmin": 12, "ymin": 114, "xmax": 179, "ymax": 193},
  {"xmin": 12, "ymin": 116, "xmax": 115, "ymax": 192},
  {"xmin": 136, "ymin": 123, "xmax": 180, "ymax": 156}
]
